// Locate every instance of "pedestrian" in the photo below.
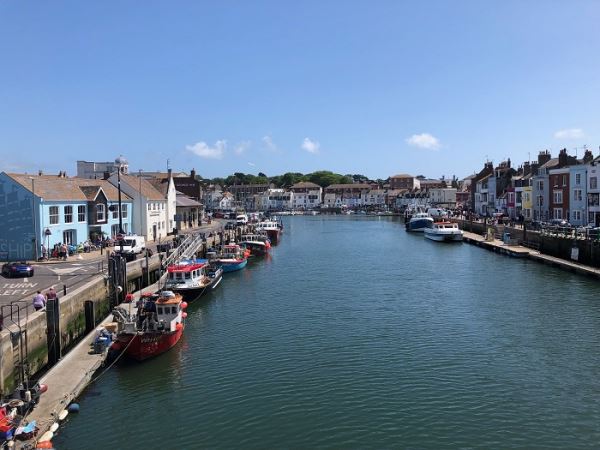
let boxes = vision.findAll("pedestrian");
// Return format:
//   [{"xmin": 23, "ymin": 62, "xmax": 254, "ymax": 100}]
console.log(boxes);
[
  {"xmin": 62, "ymin": 243, "xmax": 68, "ymax": 260},
  {"xmin": 45, "ymin": 287, "xmax": 57, "ymax": 302},
  {"xmin": 32, "ymin": 291, "xmax": 46, "ymax": 311}
]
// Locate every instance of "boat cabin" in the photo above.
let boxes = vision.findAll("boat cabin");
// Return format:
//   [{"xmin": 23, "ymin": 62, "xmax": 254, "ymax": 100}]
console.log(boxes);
[
  {"xmin": 167, "ymin": 262, "xmax": 207, "ymax": 285},
  {"xmin": 155, "ymin": 291, "xmax": 182, "ymax": 332}
]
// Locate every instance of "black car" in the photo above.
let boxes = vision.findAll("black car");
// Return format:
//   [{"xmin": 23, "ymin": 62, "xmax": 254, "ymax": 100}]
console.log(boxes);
[
  {"xmin": 2, "ymin": 261, "xmax": 34, "ymax": 278},
  {"xmin": 224, "ymin": 222, "xmax": 236, "ymax": 230}
]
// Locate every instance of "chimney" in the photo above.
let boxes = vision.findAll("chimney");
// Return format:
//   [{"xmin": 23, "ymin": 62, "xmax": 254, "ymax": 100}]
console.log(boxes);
[
  {"xmin": 103, "ymin": 171, "xmax": 110, "ymax": 180},
  {"xmin": 584, "ymin": 149, "xmax": 594, "ymax": 163},
  {"xmin": 38, "ymin": 170, "xmax": 43, "ymax": 176},
  {"xmin": 168, "ymin": 168, "xmax": 172, "ymax": 179},
  {"xmin": 190, "ymin": 168, "xmax": 196, "ymax": 179},
  {"xmin": 523, "ymin": 161, "xmax": 531, "ymax": 176},
  {"xmin": 538, "ymin": 150, "xmax": 551, "ymax": 166},
  {"xmin": 558, "ymin": 148, "xmax": 568, "ymax": 167},
  {"xmin": 531, "ymin": 162, "xmax": 539, "ymax": 176}
]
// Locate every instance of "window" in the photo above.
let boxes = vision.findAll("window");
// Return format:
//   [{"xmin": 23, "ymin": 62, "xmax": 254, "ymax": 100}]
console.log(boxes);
[
  {"xmin": 49, "ymin": 206, "xmax": 59, "ymax": 225},
  {"xmin": 574, "ymin": 189, "xmax": 582, "ymax": 202},
  {"xmin": 553, "ymin": 208, "xmax": 563, "ymax": 219},
  {"xmin": 96, "ymin": 204, "xmax": 105, "ymax": 222},
  {"xmin": 64, "ymin": 205, "xmax": 73, "ymax": 223},
  {"xmin": 147, "ymin": 203, "xmax": 151, "ymax": 211},
  {"xmin": 78, "ymin": 205, "xmax": 86, "ymax": 222},
  {"xmin": 122, "ymin": 204, "xmax": 128, "ymax": 219},
  {"xmin": 591, "ymin": 177, "xmax": 597, "ymax": 189},
  {"xmin": 536, "ymin": 196, "xmax": 544, "ymax": 207},
  {"xmin": 537, "ymin": 180, "xmax": 544, "ymax": 190},
  {"xmin": 573, "ymin": 210, "xmax": 581, "ymax": 221},
  {"xmin": 112, "ymin": 204, "xmax": 118, "ymax": 219},
  {"xmin": 562, "ymin": 175, "xmax": 567, "ymax": 187},
  {"xmin": 162, "ymin": 221, "xmax": 165, "ymax": 229},
  {"xmin": 576, "ymin": 173, "xmax": 581, "ymax": 185},
  {"xmin": 553, "ymin": 191, "xmax": 563, "ymax": 203}
]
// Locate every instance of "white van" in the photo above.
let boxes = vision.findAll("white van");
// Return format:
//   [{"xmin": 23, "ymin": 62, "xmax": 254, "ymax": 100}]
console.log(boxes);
[
  {"xmin": 116, "ymin": 235, "xmax": 146, "ymax": 255},
  {"xmin": 236, "ymin": 214, "xmax": 248, "ymax": 225}
]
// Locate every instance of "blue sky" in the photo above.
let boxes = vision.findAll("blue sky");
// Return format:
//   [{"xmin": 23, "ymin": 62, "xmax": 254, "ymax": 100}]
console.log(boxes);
[{"xmin": 1, "ymin": 1, "xmax": 598, "ymax": 180}]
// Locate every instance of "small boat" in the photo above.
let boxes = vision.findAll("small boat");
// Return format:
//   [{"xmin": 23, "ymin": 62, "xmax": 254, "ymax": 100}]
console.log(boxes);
[
  {"xmin": 164, "ymin": 259, "xmax": 223, "ymax": 301},
  {"xmin": 239, "ymin": 233, "xmax": 271, "ymax": 256},
  {"xmin": 110, "ymin": 291, "xmax": 186, "ymax": 361},
  {"xmin": 424, "ymin": 221, "xmax": 464, "ymax": 242},
  {"xmin": 255, "ymin": 219, "xmax": 283, "ymax": 245},
  {"xmin": 215, "ymin": 244, "xmax": 249, "ymax": 272},
  {"xmin": 405, "ymin": 212, "xmax": 434, "ymax": 232}
]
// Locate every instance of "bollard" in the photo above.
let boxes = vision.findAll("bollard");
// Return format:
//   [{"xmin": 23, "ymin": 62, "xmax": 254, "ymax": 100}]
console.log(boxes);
[{"xmin": 63, "ymin": 284, "xmax": 67, "ymax": 296}]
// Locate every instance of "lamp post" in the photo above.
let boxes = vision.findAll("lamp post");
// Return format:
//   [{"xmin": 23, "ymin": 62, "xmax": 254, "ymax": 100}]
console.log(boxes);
[
  {"xmin": 115, "ymin": 156, "xmax": 127, "ymax": 255},
  {"xmin": 30, "ymin": 177, "xmax": 39, "ymax": 261}
]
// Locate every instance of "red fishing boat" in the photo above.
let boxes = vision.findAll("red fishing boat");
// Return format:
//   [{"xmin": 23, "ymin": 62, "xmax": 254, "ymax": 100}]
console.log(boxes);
[{"xmin": 110, "ymin": 291, "xmax": 187, "ymax": 361}]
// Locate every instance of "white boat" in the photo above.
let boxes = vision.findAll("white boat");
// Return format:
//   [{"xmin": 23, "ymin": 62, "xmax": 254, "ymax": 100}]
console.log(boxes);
[
  {"xmin": 255, "ymin": 219, "xmax": 283, "ymax": 244},
  {"xmin": 424, "ymin": 221, "xmax": 463, "ymax": 242},
  {"xmin": 405, "ymin": 212, "xmax": 434, "ymax": 232}
]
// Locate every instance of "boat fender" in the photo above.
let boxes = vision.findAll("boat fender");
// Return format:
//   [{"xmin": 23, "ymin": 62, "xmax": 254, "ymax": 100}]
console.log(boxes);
[
  {"xmin": 67, "ymin": 403, "xmax": 80, "ymax": 413},
  {"xmin": 35, "ymin": 441, "xmax": 54, "ymax": 449},
  {"xmin": 181, "ymin": 302, "xmax": 188, "ymax": 309},
  {"xmin": 49, "ymin": 422, "xmax": 59, "ymax": 433},
  {"xmin": 181, "ymin": 312, "xmax": 187, "ymax": 319},
  {"xmin": 58, "ymin": 410, "xmax": 69, "ymax": 421},
  {"xmin": 39, "ymin": 384, "xmax": 48, "ymax": 394},
  {"xmin": 38, "ymin": 431, "xmax": 54, "ymax": 442}
]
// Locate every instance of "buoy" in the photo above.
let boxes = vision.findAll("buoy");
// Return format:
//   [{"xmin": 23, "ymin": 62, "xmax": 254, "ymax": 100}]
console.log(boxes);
[
  {"xmin": 67, "ymin": 403, "xmax": 80, "ymax": 413},
  {"xmin": 58, "ymin": 409, "xmax": 68, "ymax": 421},
  {"xmin": 181, "ymin": 302, "xmax": 188, "ymax": 309},
  {"xmin": 39, "ymin": 384, "xmax": 48, "ymax": 394},
  {"xmin": 182, "ymin": 312, "xmax": 187, "ymax": 319},
  {"xmin": 49, "ymin": 422, "xmax": 59, "ymax": 433},
  {"xmin": 35, "ymin": 440, "xmax": 53, "ymax": 449},
  {"xmin": 38, "ymin": 431, "xmax": 54, "ymax": 442}
]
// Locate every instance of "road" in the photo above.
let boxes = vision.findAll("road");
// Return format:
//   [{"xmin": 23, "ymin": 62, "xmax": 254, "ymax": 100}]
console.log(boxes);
[{"xmin": 0, "ymin": 221, "xmax": 227, "ymax": 314}]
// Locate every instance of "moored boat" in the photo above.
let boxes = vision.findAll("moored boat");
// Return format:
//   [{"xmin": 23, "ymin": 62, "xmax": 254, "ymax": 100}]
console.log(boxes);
[
  {"xmin": 255, "ymin": 219, "xmax": 283, "ymax": 244},
  {"xmin": 239, "ymin": 233, "xmax": 271, "ymax": 256},
  {"xmin": 424, "ymin": 221, "xmax": 463, "ymax": 242},
  {"xmin": 405, "ymin": 212, "xmax": 434, "ymax": 232},
  {"xmin": 215, "ymin": 244, "xmax": 249, "ymax": 272},
  {"xmin": 164, "ymin": 259, "xmax": 223, "ymax": 301},
  {"xmin": 110, "ymin": 291, "xmax": 186, "ymax": 361}
]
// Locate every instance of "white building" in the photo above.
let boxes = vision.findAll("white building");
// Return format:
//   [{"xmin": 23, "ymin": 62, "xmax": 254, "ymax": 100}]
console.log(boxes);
[
  {"xmin": 77, "ymin": 157, "xmax": 129, "ymax": 179},
  {"xmin": 257, "ymin": 188, "xmax": 293, "ymax": 211},
  {"xmin": 428, "ymin": 187, "xmax": 457, "ymax": 209},
  {"xmin": 108, "ymin": 172, "xmax": 168, "ymax": 241},
  {"xmin": 290, "ymin": 182, "xmax": 322, "ymax": 210},
  {"xmin": 363, "ymin": 189, "xmax": 386, "ymax": 207}
]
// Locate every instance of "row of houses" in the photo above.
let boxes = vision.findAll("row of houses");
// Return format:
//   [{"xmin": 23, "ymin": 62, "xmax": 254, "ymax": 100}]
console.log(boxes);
[
  {"xmin": 469, "ymin": 148, "xmax": 600, "ymax": 226},
  {"xmin": 0, "ymin": 158, "xmax": 205, "ymax": 261}
]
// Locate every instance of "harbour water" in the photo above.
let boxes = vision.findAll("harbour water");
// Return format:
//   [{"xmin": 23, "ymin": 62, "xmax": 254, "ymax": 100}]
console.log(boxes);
[{"xmin": 54, "ymin": 216, "xmax": 600, "ymax": 449}]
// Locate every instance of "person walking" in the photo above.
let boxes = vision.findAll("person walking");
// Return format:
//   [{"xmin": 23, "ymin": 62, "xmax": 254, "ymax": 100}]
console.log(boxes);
[
  {"xmin": 45, "ymin": 287, "xmax": 57, "ymax": 302},
  {"xmin": 32, "ymin": 291, "xmax": 46, "ymax": 311}
]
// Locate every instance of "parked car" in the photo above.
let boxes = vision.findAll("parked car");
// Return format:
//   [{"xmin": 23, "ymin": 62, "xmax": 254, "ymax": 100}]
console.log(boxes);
[
  {"xmin": 2, "ymin": 261, "xmax": 34, "ymax": 278},
  {"xmin": 224, "ymin": 221, "xmax": 236, "ymax": 230},
  {"xmin": 549, "ymin": 219, "xmax": 570, "ymax": 227}
]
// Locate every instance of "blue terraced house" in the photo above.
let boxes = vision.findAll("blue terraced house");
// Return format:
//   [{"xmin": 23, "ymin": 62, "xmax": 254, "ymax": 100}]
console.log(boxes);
[{"xmin": 0, "ymin": 171, "xmax": 133, "ymax": 261}]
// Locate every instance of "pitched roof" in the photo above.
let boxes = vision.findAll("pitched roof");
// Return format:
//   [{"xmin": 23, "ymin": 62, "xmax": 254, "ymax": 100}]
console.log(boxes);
[
  {"xmin": 6, "ymin": 173, "xmax": 132, "ymax": 201},
  {"xmin": 325, "ymin": 183, "xmax": 372, "ymax": 190},
  {"xmin": 540, "ymin": 158, "xmax": 559, "ymax": 170},
  {"xmin": 118, "ymin": 173, "xmax": 165, "ymax": 200},
  {"xmin": 147, "ymin": 178, "xmax": 169, "ymax": 196},
  {"xmin": 176, "ymin": 192, "xmax": 202, "ymax": 207},
  {"xmin": 290, "ymin": 181, "xmax": 321, "ymax": 189},
  {"xmin": 390, "ymin": 174, "xmax": 414, "ymax": 178}
]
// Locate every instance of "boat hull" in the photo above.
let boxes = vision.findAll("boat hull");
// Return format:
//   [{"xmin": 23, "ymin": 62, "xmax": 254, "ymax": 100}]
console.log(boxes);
[
  {"xmin": 243, "ymin": 243, "xmax": 269, "ymax": 256},
  {"xmin": 424, "ymin": 230, "xmax": 463, "ymax": 242},
  {"xmin": 265, "ymin": 229, "xmax": 281, "ymax": 245},
  {"xmin": 115, "ymin": 324, "xmax": 184, "ymax": 361},
  {"xmin": 406, "ymin": 218, "xmax": 434, "ymax": 232},
  {"xmin": 219, "ymin": 258, "xmax": 248, "ymax": 272}
]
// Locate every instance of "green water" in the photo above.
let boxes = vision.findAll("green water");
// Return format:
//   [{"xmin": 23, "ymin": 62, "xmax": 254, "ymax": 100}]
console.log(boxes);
[{"xmin": 54, "ymin": 216, "xmax": 600, "ymax": 449}]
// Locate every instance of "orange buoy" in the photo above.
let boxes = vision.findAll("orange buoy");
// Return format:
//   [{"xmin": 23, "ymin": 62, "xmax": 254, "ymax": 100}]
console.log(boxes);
[
  {"xmin": 36, "ymin": 441, "xmax": 54, "ymax": 449},
  {"xmin": 181, "ymin": 302, "xmax": 188, "ymax": 309}
]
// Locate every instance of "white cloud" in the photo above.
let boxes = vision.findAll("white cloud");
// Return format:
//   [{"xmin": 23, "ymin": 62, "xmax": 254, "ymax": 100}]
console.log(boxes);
[
  {"xmin": 554, "ymin": 128, "xmax": 584, "ymax": 139},
  {"xmin": 247, "ymin": 162, "xmax": 256, "ymax": 167},
  {"xmin": 262, "ymin": 135, "xmax": 277, "ymax": 152},
  {"xmin": 235, "ymin": 141, "xmax": 251, "ymax": 155},
  {"xmin": 406, "ymin": 133, "xmax": 441, "ymax": 150},
  {"xmin": 186, "ymin": 140, "xmax": 226, "ymax": 159},
  {"xmin": 301, "ymin": 137, "xmax": 320, "ymax": 154}
]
